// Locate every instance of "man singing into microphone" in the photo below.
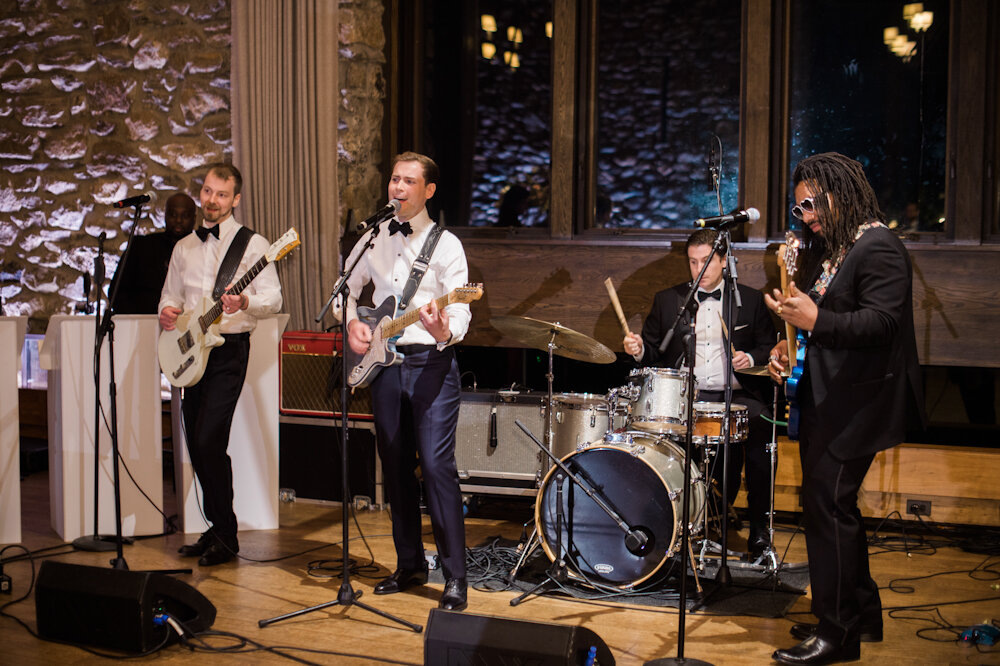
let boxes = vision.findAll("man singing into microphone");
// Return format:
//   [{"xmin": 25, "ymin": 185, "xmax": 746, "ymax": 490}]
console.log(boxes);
[
  {"xmin": 623, "ymin": 228, "xmax": 776, "ymax": 556},
  {"xmin": 345, "ymin": 151, "xmax": 472, "ymax": 612}
]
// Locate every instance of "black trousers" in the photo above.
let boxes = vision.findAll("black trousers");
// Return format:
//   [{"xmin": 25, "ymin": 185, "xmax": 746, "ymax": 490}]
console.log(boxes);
[
  {"xmin": 800, "ymin": 437, "xmax": 881, "ymax": 644},
  {"xmin": 181, "ymin": 332, "xmax": 250, "ymax": 549},
  {"xmin": 698, "ymin": 389, "xmax": 773, "ymax": 529},
  {"xmin": 371, "ymin": 345, "xmax": 466, "ymax": 580}
]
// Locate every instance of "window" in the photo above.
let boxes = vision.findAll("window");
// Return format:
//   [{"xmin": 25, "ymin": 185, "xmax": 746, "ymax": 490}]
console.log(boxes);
[
  {"xmin": 593, "ymin": 0, "xmax": 742, "ymax": 231},
  {"xmin": 787, "ymin": 1, "xmax": 948, "ymax": 236}
]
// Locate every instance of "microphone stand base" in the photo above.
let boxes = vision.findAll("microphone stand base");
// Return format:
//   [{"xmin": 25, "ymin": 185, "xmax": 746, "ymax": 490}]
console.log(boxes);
[
  {"xmin": 644, "ymin": 657, "xmax": 714, "ymax": 666},
  {"xmin": 72, "ymin": 534, "xmax": 133, "ymax": 552}
]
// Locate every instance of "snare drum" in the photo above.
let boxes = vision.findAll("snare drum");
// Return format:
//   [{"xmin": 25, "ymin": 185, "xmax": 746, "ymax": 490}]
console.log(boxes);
[
  {"xmin": 691, "ymin": 401, "xmax": 748, "ymax": 445},
  {"xmin": 628, "ymin": 367, "xmax": 692, "ymax": 434},
  {"xmin": 551, "ymin": 393, "xmax": 618, "ymax": 458}
]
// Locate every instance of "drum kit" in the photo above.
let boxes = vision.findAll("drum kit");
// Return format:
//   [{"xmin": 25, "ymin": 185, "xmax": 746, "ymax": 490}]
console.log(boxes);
[{"xmin": 492, "ymin": 314, "xmax": 772, "ymax": 592}]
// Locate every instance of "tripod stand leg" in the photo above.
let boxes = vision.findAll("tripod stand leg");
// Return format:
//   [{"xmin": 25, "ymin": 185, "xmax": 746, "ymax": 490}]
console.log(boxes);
[{"xmin": 508, "ymin": 526, "xmax": 538, "ymax": 582}]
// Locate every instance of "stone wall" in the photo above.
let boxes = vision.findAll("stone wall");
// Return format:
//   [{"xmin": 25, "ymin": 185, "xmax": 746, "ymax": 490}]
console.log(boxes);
[
  {"xmin": 337, "ymin": 0, "xmax": 386, "ymax": 235},
  {"xmin": 0, "ymin": 0, "xmax": 388, "ymax": 332},
  {"xmin": 0, "ymin": 0, "xmax": 232, "ymax": 331}
]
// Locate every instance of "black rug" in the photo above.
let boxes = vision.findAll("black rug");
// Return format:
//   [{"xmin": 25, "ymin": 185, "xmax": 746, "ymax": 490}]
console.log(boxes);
[{"xmin": 435, "ymin": 537, "xmax": 809, "ymax": 619}]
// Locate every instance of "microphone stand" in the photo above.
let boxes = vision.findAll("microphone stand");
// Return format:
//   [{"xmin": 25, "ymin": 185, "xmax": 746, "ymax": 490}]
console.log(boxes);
[
  {"xmin": 260, "ymin": 222, "xmax": 420, "ymax": 633},
  {"xmin": 645, "ymin": 288, "xmax": 711, "ymax": 666},
  {"xmin": 72, "ymin": 232, "xmax": 118, "ymax": 554}
]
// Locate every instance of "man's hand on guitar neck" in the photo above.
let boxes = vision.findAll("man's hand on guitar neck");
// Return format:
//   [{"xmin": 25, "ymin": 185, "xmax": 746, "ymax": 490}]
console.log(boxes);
[
  {"xmin": 418, "ymin": 299, "xmax": 451, "ymax": 343},
  {"xmin": 764, "ymin": 281, "xmax": 818, "ymax": 332}
]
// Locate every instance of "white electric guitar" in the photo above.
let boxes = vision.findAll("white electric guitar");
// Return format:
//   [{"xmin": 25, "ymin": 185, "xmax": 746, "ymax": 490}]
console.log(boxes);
[
  {"xmin": 158, "ymin": 228, "xmax": 300, "ymax": 388},
  {"xmin": 346, "ymin": 283, "xmax": 484, "ymax": 388}
]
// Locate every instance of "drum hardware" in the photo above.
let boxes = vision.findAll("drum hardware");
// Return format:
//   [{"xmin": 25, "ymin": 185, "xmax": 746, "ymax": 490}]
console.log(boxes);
[
  {"xmin": 510, "ymin": 421, "xmax": 704, "ymax": 595},
  {"xmin": 510, "ymin": 473, "xmax": 569, "ymax": 606}
]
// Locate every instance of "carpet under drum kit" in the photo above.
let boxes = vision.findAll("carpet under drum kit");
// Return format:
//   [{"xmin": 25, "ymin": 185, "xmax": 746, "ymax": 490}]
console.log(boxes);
[{"xmin": 489, "ymin": 315, "xmax": 798, "ymax": 600}]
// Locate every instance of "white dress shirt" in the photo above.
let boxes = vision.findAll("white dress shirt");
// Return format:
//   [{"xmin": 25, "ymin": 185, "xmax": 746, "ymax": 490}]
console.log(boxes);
[
  {"xmin": 344, "ymin": 208, "xmax": 471, "ymax": 347},
  {"xmin": 158, "ymin": 215, "xmax": 283, "ymax": 334}
]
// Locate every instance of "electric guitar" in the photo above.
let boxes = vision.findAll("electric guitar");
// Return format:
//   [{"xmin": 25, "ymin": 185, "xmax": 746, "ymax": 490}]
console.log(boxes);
[
  {"xmin": 346, "ymin": 283, "xmax": 484, "ymax": 388},
  {"xmin": 777, "ymin": 231, "xmax": 807, "ymax": 439},
  {"xmin": 158, "ymin": 228, "xmax": 300, "ymax": 388}
]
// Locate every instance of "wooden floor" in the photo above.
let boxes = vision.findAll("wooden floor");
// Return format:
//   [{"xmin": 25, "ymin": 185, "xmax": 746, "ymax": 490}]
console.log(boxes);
[{"xmin": 2, "ymin": 470, "xmax": 999, "ymax": 665}]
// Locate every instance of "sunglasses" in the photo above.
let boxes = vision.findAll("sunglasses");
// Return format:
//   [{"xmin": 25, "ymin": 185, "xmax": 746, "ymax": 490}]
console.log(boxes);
[{"xmin": 791, "ymin": 196, "xmax": 816, "ymax": 220}]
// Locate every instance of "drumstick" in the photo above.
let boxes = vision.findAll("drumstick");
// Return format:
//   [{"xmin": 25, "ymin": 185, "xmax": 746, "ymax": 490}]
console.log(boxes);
[
  {"xmin": 604, "ymin": 277, "xmax": 631, "ymax": 336},
  {"xmin": 717, "ymin": 312, "xmax": 737, "ymax": 358}
]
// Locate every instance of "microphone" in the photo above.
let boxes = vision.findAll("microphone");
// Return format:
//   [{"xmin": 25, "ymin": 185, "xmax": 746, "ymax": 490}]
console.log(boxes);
[
  {"xmin": 93, "ymin": 232, "xmax": 106, "ymax": 296},
  {"xmin": 112, "ymin": 191, "xmax": 155, "ymax": 208},
  {"xmin": 489, "ymin": 406, "xmax": 498, "ymax": 449},
  {"xmin": 356, "ymin": 199, "xmax": 401, "ymax": 234},
  {"xmin": 624, "ymin": 528, "xmax": 649, "ymax": 554},
  {"xmin": 695, "ymin": 207, "xmax": 760, "ymax": 229}
]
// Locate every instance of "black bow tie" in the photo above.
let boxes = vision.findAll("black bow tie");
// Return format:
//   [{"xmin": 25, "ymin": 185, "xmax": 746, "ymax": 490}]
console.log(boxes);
[
  {"xmin": 388, "ymin": 220, "xmax": 412, "ymax": 237},
  {"xmin": 196, "ymin": 225, "xmax": 220, "ymax": 242},
  {"xmin": 697, "ymin": 289, "xmax": 721, "ymax": 302}
]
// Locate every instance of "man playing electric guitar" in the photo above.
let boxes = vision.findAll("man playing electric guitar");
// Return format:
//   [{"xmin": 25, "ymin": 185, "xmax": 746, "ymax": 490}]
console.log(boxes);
[
  {"xmin": 158, "ymin": 163, "xmax": 282, "ymax": 567},
  {"xmin": 345, "ymin": 152, "xmax": 472, "ymax": 612}
]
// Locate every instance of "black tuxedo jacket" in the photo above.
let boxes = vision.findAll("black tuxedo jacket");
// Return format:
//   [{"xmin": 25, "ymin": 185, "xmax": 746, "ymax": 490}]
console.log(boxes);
[
  {"xmin": 799, "ymin": 227, "xmax": 925, "ymax": 459},
  {"xmin": 637, "ymin": 282, "xmax": 776, "ymax": 399},
  {"xmin": 110, "ymin": 232, "xmax": 181, "ymax": 314}
]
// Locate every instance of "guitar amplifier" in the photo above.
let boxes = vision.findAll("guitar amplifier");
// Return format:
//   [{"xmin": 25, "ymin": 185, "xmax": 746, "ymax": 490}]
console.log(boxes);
[
  {"xmin": 455, "ymin": 390, "xmax": 547, "ymax": 496},
  {"xmin": 279, "ymin": 330, "xmax": 374, "ymax": 420}
]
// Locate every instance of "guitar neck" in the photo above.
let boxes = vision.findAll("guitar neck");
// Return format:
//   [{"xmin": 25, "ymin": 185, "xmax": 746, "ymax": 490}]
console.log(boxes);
[
  {"xmin": 382, "ymin": 291, "xmax": 456, "ymax": 338},
  {"xmin": 778, "ymin": 257, "xmax": 798, "ymax": 369},
  {"xmin": 197, "ymin": 256, "xmax": 270, "ymax": 333}
]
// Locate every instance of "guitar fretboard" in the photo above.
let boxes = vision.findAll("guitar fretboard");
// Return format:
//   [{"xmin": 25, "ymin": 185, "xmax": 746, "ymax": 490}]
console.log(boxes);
[
  {"xmin": 197, "ymin": 256, "xmax": 270, "ymax": 334},
  {"xmin": 380, "ymin": 292, "xmax": 460, "ymax": 339}
]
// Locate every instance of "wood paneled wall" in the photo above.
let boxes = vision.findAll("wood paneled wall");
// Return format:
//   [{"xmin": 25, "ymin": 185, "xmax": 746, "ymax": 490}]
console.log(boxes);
[{"xmin": 460, "ymin": 238, "xmax": 1000, "ymax": 368}]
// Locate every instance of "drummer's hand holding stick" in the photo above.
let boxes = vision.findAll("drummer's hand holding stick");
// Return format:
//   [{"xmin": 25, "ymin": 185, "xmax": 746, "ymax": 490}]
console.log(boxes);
[
  {"xmin": 606, "ymin": 277, "xmax": 644, "ymax": 360},
  {"xmin": 718, "ymin": 312, "xmax": 751, "ymax": 370}
]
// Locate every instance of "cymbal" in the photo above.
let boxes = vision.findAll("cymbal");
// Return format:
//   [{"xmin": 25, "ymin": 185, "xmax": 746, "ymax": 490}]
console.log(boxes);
[
  {"xmin": 491, "ymin": 315, "xmax": 616, "ymax": 364},
  {"xmin": 736, "ymin": 364, "xmax": 772, "ymax": 376}
]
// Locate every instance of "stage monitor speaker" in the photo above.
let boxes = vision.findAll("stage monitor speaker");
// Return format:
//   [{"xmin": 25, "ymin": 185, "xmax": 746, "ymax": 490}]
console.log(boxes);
[
  {"xmin": 35, "ymin": 561, "xmax": 216, "ymax": 653},
  {"xmin": 280, "ymin": 330, "xmax": 373, "ymax": 419},
  {"xmin": 425, "ymin": 608, "xmax": 615, "ymax": 665},
  {"xmin": 455, "ymin": 390, "xmax": 547, "ymax": 495}
]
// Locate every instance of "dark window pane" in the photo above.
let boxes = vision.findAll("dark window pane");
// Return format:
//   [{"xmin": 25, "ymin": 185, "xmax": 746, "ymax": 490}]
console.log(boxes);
[
  {"xmin": 594, "ymin": 0, "xmax": 742, "ymax": 230},
  {"xmin": 788, "ymin": 1, "xmax": 948, "ymax": 236},
  {"xmin": 423, "ymin": 1, "xmax": 553, "ymax": 228}
]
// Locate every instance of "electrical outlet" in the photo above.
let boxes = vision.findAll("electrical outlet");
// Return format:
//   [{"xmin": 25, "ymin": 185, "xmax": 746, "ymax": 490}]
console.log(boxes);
[{"xmin": 907, "ymin": 499, "xmax": 931, "ymax": 516}]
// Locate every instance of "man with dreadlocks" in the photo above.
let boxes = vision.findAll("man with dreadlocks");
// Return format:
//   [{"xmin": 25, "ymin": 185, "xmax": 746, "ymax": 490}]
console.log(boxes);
[{"xmin": 765, "ymin": 152, "xmax": 924, "ymax": 665}]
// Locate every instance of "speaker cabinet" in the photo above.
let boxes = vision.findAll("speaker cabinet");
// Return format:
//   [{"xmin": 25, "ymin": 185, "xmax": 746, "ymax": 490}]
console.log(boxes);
[
  {"xmin": 425, "ymin": 608, "xmax": 615, "ymax": 665},
  {"xmin": 279, "ymin": 416, "xmax": 382, "ymax": 506},
  {"xmin": 35, "ymin": 561, "xmax": 216, "ymax": 653},
  {"xmin": 280, "ymin": 330, "xmax": 373, "ymax": 419},
  {"xmin": 455, "ymin": 390, "xmax": 547, "ymax": 495}
]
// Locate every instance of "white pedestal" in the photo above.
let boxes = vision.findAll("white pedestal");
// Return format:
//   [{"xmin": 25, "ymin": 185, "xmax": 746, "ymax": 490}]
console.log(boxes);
[
  {"xmin": 40, "ymin": 315, "xmax": 163, "ymax": 541},
  {"xmin": 0, "ymin": 316, "xmax": 27, "ymax": 544},
  {"xmin": 172, "ymin": 314, "xmax": 289, "ymax": 534}
]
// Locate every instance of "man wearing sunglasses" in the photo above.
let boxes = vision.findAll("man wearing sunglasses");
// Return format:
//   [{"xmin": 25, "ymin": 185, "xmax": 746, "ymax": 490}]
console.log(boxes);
[{"xmin": 766, "ymin": 152, "xmax": 924, "ymax": 665}]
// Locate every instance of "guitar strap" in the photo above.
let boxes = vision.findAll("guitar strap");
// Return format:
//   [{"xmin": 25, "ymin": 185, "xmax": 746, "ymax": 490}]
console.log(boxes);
[
  {"xmin": 398, "ymin": 224, "xmax": 445, "ymax": 311},
  {"xmin": 211, "ymin": 226, "xmax": 254, "ymax": 300}
]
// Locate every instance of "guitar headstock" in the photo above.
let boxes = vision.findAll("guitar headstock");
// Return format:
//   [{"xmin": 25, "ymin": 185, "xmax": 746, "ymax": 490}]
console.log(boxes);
[
  {"xmin": 267, "ymin": 228, "xmax": 301, "ymax": 262},
  {"xmin": 451, "ymin": 283, "xmax": 484, "ymax": 304},
  {"xmin": 778, "ymin": 230, "xmax": 800, "ymax": 276}
]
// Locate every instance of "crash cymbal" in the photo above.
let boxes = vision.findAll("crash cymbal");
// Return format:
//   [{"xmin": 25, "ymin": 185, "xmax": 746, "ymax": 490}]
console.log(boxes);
[
  {"xmin": 736, "ymin": 364, "xmax": 772, "ymax": 376},
  {"xmin": 491, "ymin": 315, "xmax": 616, "ymax": 364}
]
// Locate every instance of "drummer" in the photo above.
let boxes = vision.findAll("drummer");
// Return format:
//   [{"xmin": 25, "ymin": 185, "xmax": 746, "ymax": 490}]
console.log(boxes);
[{"xmin": 623, "ymin": 228, "xmax": 776, "ymax": 557}]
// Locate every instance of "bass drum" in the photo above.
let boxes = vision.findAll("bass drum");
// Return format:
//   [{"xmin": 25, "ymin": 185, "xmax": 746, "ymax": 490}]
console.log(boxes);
[{"xmin": 534, "ymin": 431, "xmax": 705, "ymax": 589}]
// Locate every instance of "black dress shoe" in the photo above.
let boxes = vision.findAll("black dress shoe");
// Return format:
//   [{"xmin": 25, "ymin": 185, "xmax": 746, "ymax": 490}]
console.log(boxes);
[
  {"xmin": 772, "ymin": 635, "xmax": 860, "ymax": 665},
  {"xmin": 178, "ymin": 531, "xmax": 214, "ymax": 557},
  {"xmin": 438, "ymin": 578, "xmax": 467, "ymax": 611},
  {"xmin": 373, "ymin": 566, "xmax": 429, "ymax": 595},
  {"xmin": 197, "ymin": 543, "xmax": 236, "ymax": 566},
  {"xmin": 790, "ymin": 623, "xmax": 883, "ymax": 643},
  {"xmin": 747, "ymin": 528, "xmax": 769, "ymax": 558}
]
